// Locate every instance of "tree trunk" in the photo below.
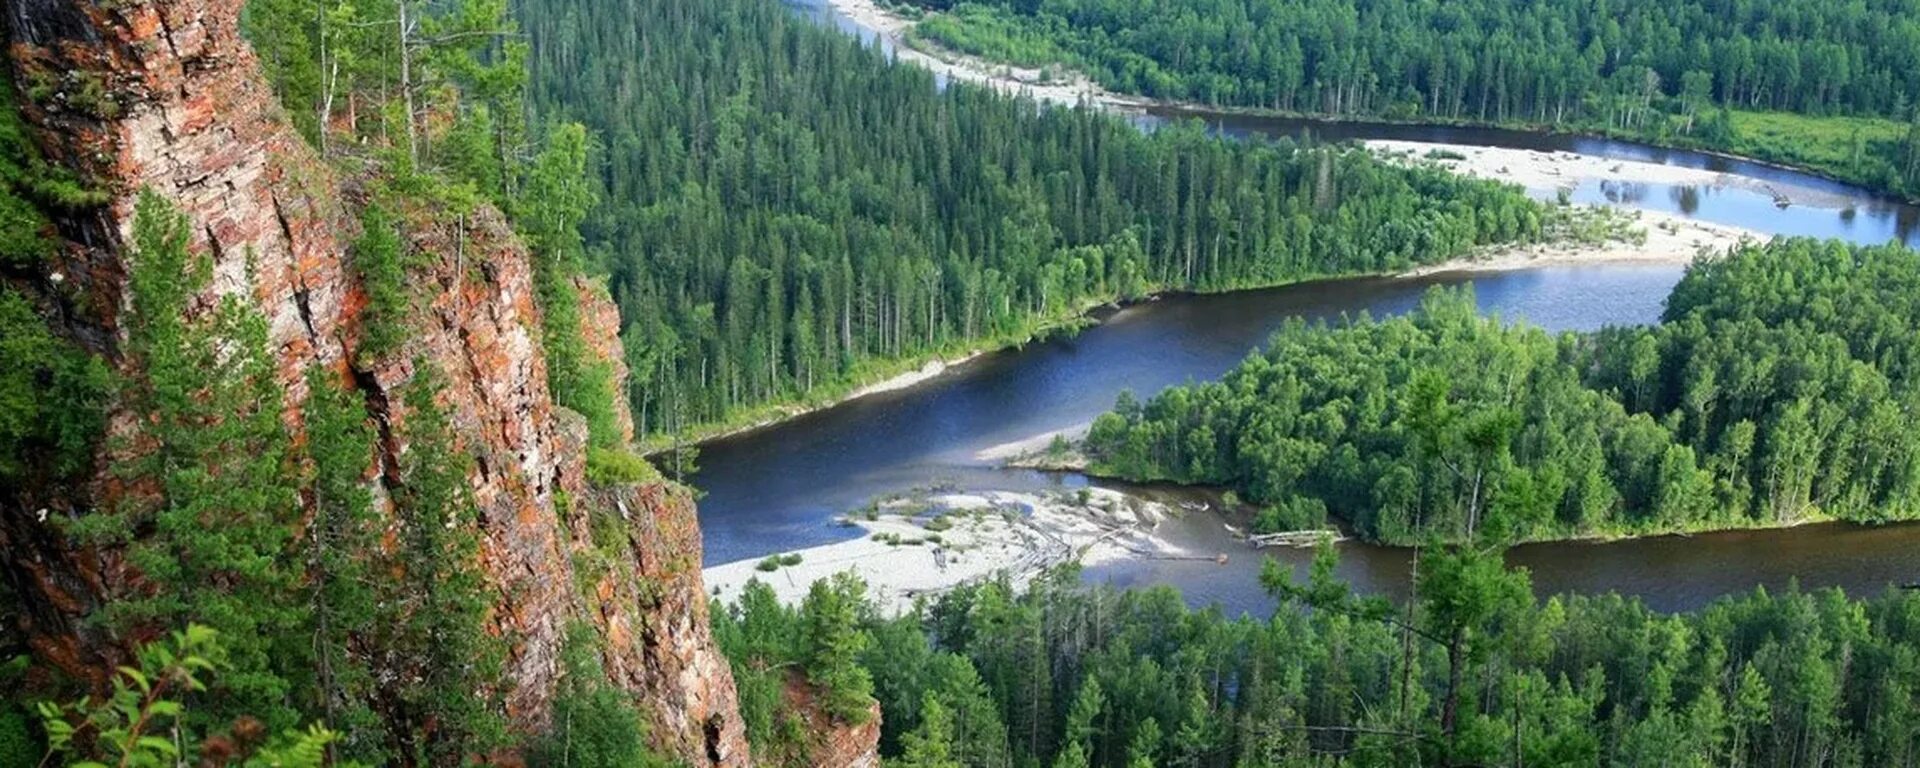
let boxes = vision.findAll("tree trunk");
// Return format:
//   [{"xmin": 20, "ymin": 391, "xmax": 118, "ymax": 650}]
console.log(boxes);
[
  {"xmin": 398, "ymin": 0, "xmax": 418, "ymax": 166},
  {"xmin": 1441, "ymin": 627, "xmax": 1465, "ymax": 765}
]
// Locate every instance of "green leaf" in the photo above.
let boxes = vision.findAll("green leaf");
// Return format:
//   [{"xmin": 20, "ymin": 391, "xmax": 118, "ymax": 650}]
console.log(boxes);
[{"xmin": 135, "ymin": 735, "xmax": 179, "ymax": 757}]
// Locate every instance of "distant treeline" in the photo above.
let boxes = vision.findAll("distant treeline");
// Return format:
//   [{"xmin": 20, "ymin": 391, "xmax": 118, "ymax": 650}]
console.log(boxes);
[
  {"xmin": 516, "ymin": 0, "xmax": 1550, "ymax": 439},
  {"xmin": 1086, "ymin": 240, "xmax": 1920, "ymax": 544},
  {"xmin": 718, "ymin": 561, "xmax": 1920, "ymax": 767},
  {"xmin": 908, "ymin": 0, "xmax": 1920, "ymax": 199}
]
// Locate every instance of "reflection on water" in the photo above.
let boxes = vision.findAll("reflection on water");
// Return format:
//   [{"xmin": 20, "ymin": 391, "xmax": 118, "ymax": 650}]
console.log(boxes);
[
  {"xmin": 1084, "ymin": 481, "xmax": 1920, "ymax": 616},
  {"xmin": 1672, "ymin": 185, "xmax": 1701, "ymax": 215},
  {"xmin": 687, "ymin": 266, "xmax": 1920, "ymax": 615},
  {"xmin": 1151, "ymin": 107, "xmax": 1920, "ymax": 248},
  {"xmin": 694, "ymin": 265, "xmax": 1679, "ymax": 565},
  {"xmin": 717, "ymin": 0, "xmax": 1920, "ymax": 615}
]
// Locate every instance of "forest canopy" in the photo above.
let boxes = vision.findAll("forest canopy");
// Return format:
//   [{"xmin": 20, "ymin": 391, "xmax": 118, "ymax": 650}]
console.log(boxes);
[
  {"xmin": 515, "ymin": 0, "xmax": 1553, "ymax": 440},
  {"xmin": 717, "ymin": 561, "xmax": 1920, "ymax": 768},
  {"xmin": 1086, "ymin": 239, "xmax": 1920, "ymax": 544},
  {"xmin": 904, "ymin": 0, "xmax": 1920, "ymax": 199}
]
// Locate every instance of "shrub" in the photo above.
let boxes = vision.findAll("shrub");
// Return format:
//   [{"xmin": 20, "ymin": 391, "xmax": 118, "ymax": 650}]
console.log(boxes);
[
  {"xmin": 586, "ymin": 448, "xmax": 662, "ymax": 486},
  {"xmin": 529, "ymin": 626, "xmax": 665, "ymax": 768}
]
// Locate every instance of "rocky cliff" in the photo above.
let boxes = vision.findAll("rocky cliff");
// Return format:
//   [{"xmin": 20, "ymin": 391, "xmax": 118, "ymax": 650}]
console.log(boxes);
[{"xmin": 0, "ymin": 0, "xmax": 755, "ymax": 764}]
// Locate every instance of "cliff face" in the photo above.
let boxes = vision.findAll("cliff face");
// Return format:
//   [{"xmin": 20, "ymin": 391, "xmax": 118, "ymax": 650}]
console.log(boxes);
[
  {"xmin": 786, "ymin": 683, "xmax": 883, "ymax": 768},
  {"xmin": 0, "ymin": 0, "xmax": 748, "ymax": 764}
]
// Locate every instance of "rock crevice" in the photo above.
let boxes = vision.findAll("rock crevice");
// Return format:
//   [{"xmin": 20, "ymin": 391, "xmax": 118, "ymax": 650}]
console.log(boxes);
[{"xmin": 0, "ymin": 1, "xmax": 753, "ymax": 764}]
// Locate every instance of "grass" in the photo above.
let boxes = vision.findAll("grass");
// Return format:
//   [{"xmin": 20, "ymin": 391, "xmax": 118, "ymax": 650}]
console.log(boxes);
[
  {"xmin": 909, "ymin": 3, "xmax": 1075, "ymax": 70},
  {"xmin": 586, "ymin": 447, "xmax": 664, "ymax": 486},
  {"xmin": 1719, "ymin": 109, "xmax": 1909, "ymax": 190}
]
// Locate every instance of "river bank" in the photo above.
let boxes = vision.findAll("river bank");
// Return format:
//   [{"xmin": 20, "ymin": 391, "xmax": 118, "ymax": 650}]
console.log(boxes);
[
  {"xmin": 703, "ymin": 486, "xmax": 1193, "ymax": 612},
  {"xmin": 637, "ymin": 348, "xmax": 992, "ymax": 454},
  {"xmin": 663, "ymin": 198, "xmax": 1732, "ymax": 456},
  {"xmin": 824, "ymin": 0, "xmax": 1143, "ymax": 109},
  {"xmin": 815, "ymin": 0, "xmax": 1918, "ymax": 206},
  {"xmin": 1368, "ymin": 140, "xmax": 1761, "ymax": 273}
]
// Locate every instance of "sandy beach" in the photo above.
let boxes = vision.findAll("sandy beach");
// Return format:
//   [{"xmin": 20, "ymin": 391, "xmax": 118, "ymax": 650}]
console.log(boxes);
[
  {"xmin": 703, "ymin": 487, "xmax": 1186, "ymax": 613},
  {"xmin": 1369, "ymin": 140, "xmax": 1764, "ymax": 272},
  {"xmin": 973, "ymin": 421, "xmax": 1092, "ymax": 464},
  {"xmin": 827, "ymin": 0, "xmax": 1139, "ymax": 109},
  {"xmin": 845, "ymin": 350, "xmax": 984, "ymax": 400},
  {"xmin": 1368, "ymin": 139, "xmax": 1855, "ymax": 210},
  {"xmin": 1405, "ymin": 207, "xmax": 1757, "ymax": 276},
  {"xmin": 1369, "ymin": 140, "xmax": 1731, "ymax": 193}
]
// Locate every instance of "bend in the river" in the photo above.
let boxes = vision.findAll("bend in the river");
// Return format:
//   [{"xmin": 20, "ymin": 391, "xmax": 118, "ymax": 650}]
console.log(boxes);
[{"xmin": 697, "ymin": 0, "xmax": 1920, "ymax": 615}]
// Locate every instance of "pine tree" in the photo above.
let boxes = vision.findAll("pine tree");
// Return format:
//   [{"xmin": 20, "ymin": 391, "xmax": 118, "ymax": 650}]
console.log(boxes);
[
  {"xmin": 1125, "ymin": 717, "xmax": 1162, "ymax": 768},
  {"xmin": 899, "ymin": 695, "xmax": 964, "ymax": 768},
  {"xmin": 87, "ymin": 191, "xmax": 309, "ymax": 732},
  {"xmin": 381, "ymin": 362, "xmax": 507, "ymax": 762},
  {"xmin": 299, "ymin": 367, "xmax": 387, "ymax": 759},
  {"xmin": 802, "ymin": 572, "xmax": 877, "ymax": 724}
]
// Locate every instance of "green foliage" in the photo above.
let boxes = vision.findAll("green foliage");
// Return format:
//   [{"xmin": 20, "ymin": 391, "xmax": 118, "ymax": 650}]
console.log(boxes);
[
  {"xmin": 902, "ymin": 0, "xmax": 1920, "ymax": 198},
  {"xmin": 585, "ymin": 447, "xmax": 662, "ymax": 486},
  {"xmin": 297, "ymin": 368, "xmax": 388, "ymax": 762},
  {"xmin": 909, "ymin": 4, "xmax": 1073, "ymax": 69},
  {"xmin": 711, "ymin": 581, "xmax": 806, "ymax": 757},
  {"xmin": 520, "ymin": 125, "xmax": 628, "ymax": 451},
  {"xmin": 1088, "ymin": 240, "xmax": 1920, "ymax": 544},
  {"xmin": 802, "ymin": 573, "xmax": 877, "ymax": 724},
  {"xmin": 754, "ymin": 553, "xmax": 805, "ymax": 573},
  {"xmin": 72, "ymin": 192, "xmax": 309, "ymax": 732},
  {"xmin": 720, "ymin": 564, "xmax": 1920, "ymax": 768},
  {"xmin": 518, "ymin": 0, "xmax": 1546, "ymax": 440},
  {"xmin": 897, "ymin": 695, "xmax": 963, "ymax": 768},
  {"xmin": 34, "ymin": 625, "xmax": 349, "ymax": 768},
  {"xmin": 528, "ymin": 625, "xmax": 665, "ymax": 768},
  {"xmin": 351, "ymin": 201, "xmax": 410, "ymax": 363},
  {"xmin": 242, "ymin": 0, "xmax": 529, "ymax": 199},
  {"xmin": 0, "ymin": 289, "xmax": 109, "ymax": 485},
  {"xmin": 0, "ymin": 705, "xmax": 37, "ymax": 768},
  {"xmin": 0, "ymin": 75, "xmax": 104, "ymax": 267},
  {"xmin": 380, "ymin": 363, "xmax": 509, "ymax": 762}
]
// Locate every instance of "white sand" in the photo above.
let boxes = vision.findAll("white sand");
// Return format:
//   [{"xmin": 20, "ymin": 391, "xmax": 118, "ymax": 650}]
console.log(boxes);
[
  {"xmin": 1368, "ymin": 140, "xmax": 1855, "ymax": 210},
  {"xmin": 846, "ymin": 351, "xmax": 984, "ymax": 400},
  {"xmin": 1368, "ymin": 140, "xmax": 1730, "ymax": 194},
  {"xmin": 1405, "ymin": 208, "xmax": 1758, "ymax": 276},
  {"xmin": 703, "ymin": 487, "xmax": 1180, "ymax": 613},
  {"xmin": 1369, "ymin": 140, "xmax": 1765, "ymax": 272},
  {"xmin": 827, "ymin": 0, "xmax": 1140, "ymax": 109},
  {"xmin": 973, "ymin": 421, "xmax": 1092, "ymax": 463}
]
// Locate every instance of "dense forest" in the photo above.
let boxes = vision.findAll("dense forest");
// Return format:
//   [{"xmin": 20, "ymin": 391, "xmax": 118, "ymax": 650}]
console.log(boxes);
[
  {"xmin": 11, "ymin": 0, "xmax": 1920, "ymax": 763},
  {"xmin": 515, "ymin": 0, "xmax": 1554, "ymax": 440},
  {"xmin": 905, "ymin": 0, "xmax": 1920, "ymax": 199},
  {"xmin": 717, "ymin": 560, "xmax": 1920, "ymax": 768},
  {"xmin": 1084, "ymin": 239, "xmax": 1920, "ymax": 544},
  {"xmin": 0, "ymin": 0, "xmax": 670, "ymax": 763},
  {"xmin": 243, "ymin": 0, "xmax": 638, "ymax": 463}
]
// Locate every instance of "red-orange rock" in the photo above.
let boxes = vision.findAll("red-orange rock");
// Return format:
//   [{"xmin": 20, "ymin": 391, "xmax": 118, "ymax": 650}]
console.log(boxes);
[
  {"xmin": 768, "ymin": 671, "xmax": 884, "ymax": 768},
  {"xmin": 0, "ymin": 1, "xmax": 752, "ymax": 765}
]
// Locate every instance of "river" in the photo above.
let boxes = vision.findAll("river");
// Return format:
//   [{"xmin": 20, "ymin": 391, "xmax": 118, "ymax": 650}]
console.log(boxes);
[{"xmin": 694, "ymin": 0, "xmax": 1920, "ymax": 615}]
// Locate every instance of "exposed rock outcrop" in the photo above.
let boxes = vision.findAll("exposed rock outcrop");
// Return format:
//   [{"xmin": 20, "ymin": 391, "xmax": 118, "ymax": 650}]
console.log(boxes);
[
  {"xmin": 569, "ymin": 479, "xmax": 746, "ymax": 766},
  {"xmin": 0, "ymin": 0, "xmax": 749, "ymax": 764},
  {"xmin": 575, "ymin": 276, "xmax": 637, "ymax": 445},
  {"xmin": 771, "ymin": 675, "xmax": 883, "ymax": 768}
]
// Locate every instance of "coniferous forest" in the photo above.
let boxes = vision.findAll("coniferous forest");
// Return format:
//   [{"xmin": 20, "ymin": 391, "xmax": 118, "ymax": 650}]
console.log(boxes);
[
  {"xmin": 905, "ymin": 0, "xmax": 1920, "ymax": 199},
  {"xmin": 515, "ymin": 0, "xmax": 1550, "ymax": 439},
  {"xmin": 4, "ymin": 0, "xmax": 1920, "ymax": 763},
  {"xmin": 718, "ymin": 562, "xmax": 1920, "ymax": 768},
  {"xmin": 1085, "ymin": 239, "xmax": 1920, "ymax": 544}
]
